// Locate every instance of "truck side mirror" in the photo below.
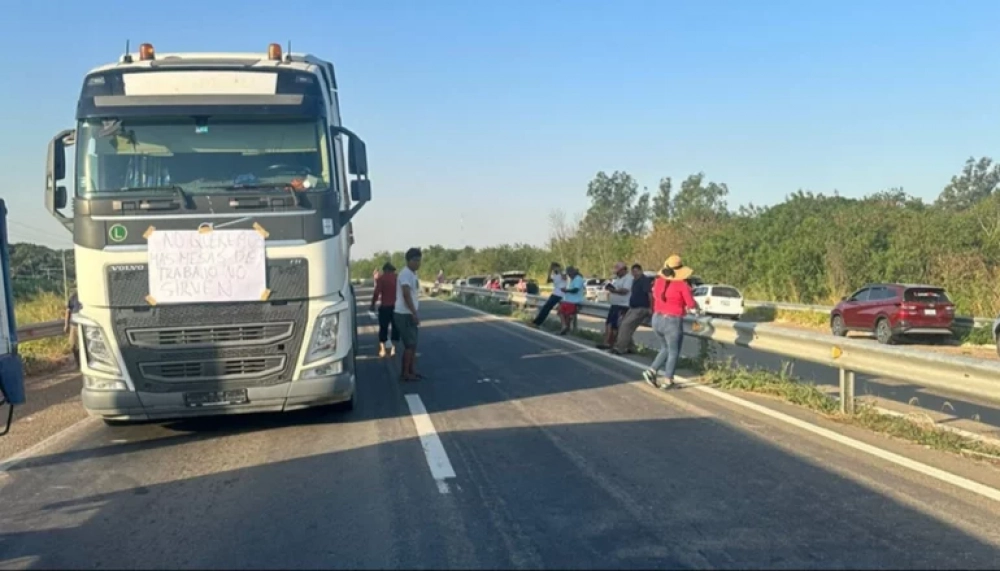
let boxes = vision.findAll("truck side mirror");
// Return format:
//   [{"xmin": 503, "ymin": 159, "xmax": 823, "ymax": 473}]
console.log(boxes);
[
  {"xmin": 347, "ymin": 137, "xmax": 368, "ymax": 177},
  {"xmin": 47, "ymin": 135, "xmax": 66, "ymax": 181},
  {"xmin": 52, "ymin": 186, "xmax": 67, "ymax": 210},
  {"xmin": 46, "ymin": 129, "xmax": 75, "ymax": 232},
  {"xmin": 331, "ymin": 126, "xmax": 370, "ymax": 179},
  {"xmin": 350, "ymin": 180, "xmax": 371, "ymax": 203}
]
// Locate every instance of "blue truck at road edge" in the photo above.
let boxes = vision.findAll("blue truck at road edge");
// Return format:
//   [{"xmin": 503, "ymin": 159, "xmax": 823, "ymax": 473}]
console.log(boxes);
[{"xmin": 0, "ymin": 198, "xmax": 26, "ymax": 435}]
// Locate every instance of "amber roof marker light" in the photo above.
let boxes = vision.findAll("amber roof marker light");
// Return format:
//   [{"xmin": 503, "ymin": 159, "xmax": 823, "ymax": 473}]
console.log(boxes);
[{"xmin": 139, "ymin": 43, "xmax": 155, "ymax": 61}]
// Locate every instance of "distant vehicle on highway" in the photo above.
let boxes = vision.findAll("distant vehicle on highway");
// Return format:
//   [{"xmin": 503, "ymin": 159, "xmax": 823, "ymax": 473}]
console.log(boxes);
[
  {"xmin": 830, "ymin": 283, "xmax": 956, "ymax": 345},
  {"xmin": 500, "ymin": 271, "xmax": 527, "ymax": 290},
  {"xmin": 692, "ymin": 284, "xmax": 744, "ymax": 320},
  {"xmin": 466, "ymin": 275, "xmax": 489, "ymax": 288},
  {"xmin": 585, "ymin": 278, "xmax": 608, "ymax": 301}
]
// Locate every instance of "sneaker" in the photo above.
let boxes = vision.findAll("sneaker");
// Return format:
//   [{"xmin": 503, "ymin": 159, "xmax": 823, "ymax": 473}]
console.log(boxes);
[
  {"xmin": 661, "ymin": 378, "xmax": 676, "ymax": 390},
  {"xmin": 642, "ymin": 370, "xmax": 659, "ymax": 389},
  {"xmin": 378, "ymin": 344, "xmax": 386, "ymax": 358}
]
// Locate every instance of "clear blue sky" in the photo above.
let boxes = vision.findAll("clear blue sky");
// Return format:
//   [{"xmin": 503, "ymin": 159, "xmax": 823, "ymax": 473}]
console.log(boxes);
[{"xmin": 2, "ymin": 0, "xmax": 999, "ymax": 256}]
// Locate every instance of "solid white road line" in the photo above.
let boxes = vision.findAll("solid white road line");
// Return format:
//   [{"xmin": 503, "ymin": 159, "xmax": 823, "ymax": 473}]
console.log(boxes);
[
  {"xmin": 0, "ymin": 416, "xmax": 98, "ymax": 475},
  {"xmin": 440, "ymin": 298, "xmax": 1000, "ymax": 504},
  {"xmin": 404, "ymin": 393, "xmax": 457, "ymax": 494}
]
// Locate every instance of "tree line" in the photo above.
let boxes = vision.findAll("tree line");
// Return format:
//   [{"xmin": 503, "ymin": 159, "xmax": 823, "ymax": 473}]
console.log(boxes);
[
  {"xmin": 7, "ymin": 242, "xmax": 75, "ymax": 301},
  {"xmin": 352, "ymin": 157, "xmax": 1000, "ymax": 317}
]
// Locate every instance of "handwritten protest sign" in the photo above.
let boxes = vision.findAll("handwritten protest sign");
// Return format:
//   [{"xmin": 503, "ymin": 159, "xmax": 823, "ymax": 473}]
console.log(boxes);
[{"xmin": 147, "ymin": 229, "xmax": 267, "ymax": 304}]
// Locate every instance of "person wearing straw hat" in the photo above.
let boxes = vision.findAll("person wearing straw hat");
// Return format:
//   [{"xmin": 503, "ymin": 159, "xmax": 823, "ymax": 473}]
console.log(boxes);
[{"xmin": 642, "ymin": 255, "xmax": 698, "ymax": 390}]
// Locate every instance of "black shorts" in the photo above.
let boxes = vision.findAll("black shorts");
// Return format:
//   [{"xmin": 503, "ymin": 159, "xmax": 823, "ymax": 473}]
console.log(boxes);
[
  {"xmin": 393, "ymin": 312, "xmax": 419, "ymax": 348},
  {"xmin": 606, "ymin": 305, "xmax": 628, "ymax": 328}
]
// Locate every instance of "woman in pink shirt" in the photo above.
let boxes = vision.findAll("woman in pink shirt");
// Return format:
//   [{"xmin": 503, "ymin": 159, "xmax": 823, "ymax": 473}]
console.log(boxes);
[{"xmin": 643, "ymin": 255, "xmax": 698, "ymax": 390}]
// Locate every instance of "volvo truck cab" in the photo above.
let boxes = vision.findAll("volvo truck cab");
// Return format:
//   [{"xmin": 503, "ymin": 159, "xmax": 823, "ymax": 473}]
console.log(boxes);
[{"xmin": 45, "ymin": 43, "xmax": 371, "ymax": 423}]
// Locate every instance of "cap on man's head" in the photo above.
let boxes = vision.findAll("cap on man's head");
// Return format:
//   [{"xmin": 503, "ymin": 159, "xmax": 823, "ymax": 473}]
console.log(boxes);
[{"xmin": 613, "ymin": 262, "xmax": 626, "ymax": 272}]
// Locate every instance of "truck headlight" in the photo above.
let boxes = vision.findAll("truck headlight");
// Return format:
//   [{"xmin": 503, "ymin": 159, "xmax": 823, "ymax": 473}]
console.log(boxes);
[
  {"xmin": 83, "ymin": 376, "xmax": 127, "ymax": 391},
  {"xmin": 81, "ymin": 325, "xmax": 120, "ymax": 374},
  {"xmin": 301, "ymin": 360, "xmax": 344, "ymax": 380},
  {"xmin": 304, "ymin": 309, "xmax": 341, "ymax": 364}
]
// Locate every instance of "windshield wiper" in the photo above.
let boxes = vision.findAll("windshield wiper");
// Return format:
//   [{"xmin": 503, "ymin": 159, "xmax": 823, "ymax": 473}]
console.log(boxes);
[{"xmin": 118, "ymin": 185, "xmax": 191, "ymax": 208}]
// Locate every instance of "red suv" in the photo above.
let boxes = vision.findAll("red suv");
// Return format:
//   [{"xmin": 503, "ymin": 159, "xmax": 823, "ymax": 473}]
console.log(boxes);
[{"xmin": 830, "ymin": 283, "xmax": 955, "ymax": 344}]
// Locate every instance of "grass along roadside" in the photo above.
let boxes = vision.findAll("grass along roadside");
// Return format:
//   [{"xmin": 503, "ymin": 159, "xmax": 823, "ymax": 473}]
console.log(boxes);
[
  {"xmin": 444, "ymin": 292, "xmax": 1000, "ymax": 462},
  {"xmin": 14, "ymin": 292, "xmax": 73, "ymax": 377},
  {"xmin": 704, "ymin": 361, "xmax": 1000, "ymax": 461}
]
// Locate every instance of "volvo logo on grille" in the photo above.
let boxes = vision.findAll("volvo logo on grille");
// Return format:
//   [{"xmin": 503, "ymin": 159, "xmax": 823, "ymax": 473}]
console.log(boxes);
[{"xmin": 109, "ymin": 265, "xmax": 145, "ymax": 272}]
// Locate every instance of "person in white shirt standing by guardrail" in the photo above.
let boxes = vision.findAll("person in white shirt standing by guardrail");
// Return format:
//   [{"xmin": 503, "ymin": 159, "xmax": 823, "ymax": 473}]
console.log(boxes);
[
  {"xmin": 557, "ymin": 267, "xmax": 586, "ymax": 335},
  {"xmin": 531, "ymin": 262, "xmax": 565, "ymax": 328},
  {"xmin": 612, "ymin": 263, "xmax": 652, "ymax": 355},
  {"xmin": 643, "ymin": 255, "xmax": 697, "ymax": 390},
  {"xmin": 598, "ymin": 262, "xmax": 633, "ymax": 350}
]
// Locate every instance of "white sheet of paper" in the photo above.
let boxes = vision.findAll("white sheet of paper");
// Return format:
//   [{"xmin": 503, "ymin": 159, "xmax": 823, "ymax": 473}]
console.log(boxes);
[{"xmin": 148, "ymin": 229, "xmax": 267, "ymax": 304}]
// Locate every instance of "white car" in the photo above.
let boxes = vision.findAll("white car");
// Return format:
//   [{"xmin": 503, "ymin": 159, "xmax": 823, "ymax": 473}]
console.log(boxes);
[
  {"xmin": 692, "ymin": 284, "xmax": 744, "ymax": 320},
  {"xmin": 585, "ymin": 278, "xmax": 608, "ymax": 301}
]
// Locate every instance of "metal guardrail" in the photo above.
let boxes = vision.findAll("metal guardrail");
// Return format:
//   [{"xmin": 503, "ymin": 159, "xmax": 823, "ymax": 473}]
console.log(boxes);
[
  {"xmin": 17, "ymin": 320, "xmax": 63, "ymax": 343},
  {"xmin": 532, "ymin": 283, "xmax": 991, "ymax": 328},
  {"xmin": 422, "ymin": 282, "xmax": 1000, "ymax": 414}
]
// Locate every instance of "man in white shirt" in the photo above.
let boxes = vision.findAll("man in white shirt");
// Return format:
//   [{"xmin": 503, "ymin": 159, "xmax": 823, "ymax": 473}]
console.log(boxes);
[
  {"xmin": 531, "ymin": 262, "xmax": 564, "ymax": 328},
  {"xmin": 393, "ymin": 247, "xmax": 424, "ymax": 382},
  {"xmin": 598, "ymin": 262, "xmax": 634, "ymax": 349}
]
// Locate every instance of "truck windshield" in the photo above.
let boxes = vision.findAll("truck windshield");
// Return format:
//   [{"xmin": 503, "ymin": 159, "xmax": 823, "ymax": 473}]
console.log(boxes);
[{"xmin": 75, "ymin": 117, "xmax": 332, "ymax": 196}]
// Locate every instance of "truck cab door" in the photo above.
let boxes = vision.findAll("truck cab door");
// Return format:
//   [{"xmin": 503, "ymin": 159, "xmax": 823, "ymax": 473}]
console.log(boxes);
[{"xmin": 0, "ymin": 199, "xmax": 25, "ymax": 436}]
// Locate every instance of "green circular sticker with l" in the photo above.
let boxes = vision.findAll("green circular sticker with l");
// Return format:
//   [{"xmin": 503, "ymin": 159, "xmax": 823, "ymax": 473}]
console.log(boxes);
[{"xmin": 109, "ymin": 224, "xmax": 128, "ymax": 243}]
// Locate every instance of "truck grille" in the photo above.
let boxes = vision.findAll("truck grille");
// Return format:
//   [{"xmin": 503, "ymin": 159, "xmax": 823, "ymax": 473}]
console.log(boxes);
[
  {"xmin": 127, "ymin": 322, "xmax": 295, "ymax": 348},
  {"xmin": 139, "ymin": 356, "xmax": 286, "ymax": 383},
  {"xmin": 106, "ymin": 257, "xmax": 310, "ymax": 393}
]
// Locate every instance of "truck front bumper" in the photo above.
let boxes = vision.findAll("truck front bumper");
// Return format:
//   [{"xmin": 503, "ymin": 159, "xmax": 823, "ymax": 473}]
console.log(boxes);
[{"xmin": 81, "ymin": 371, "xmax": 355, "ymax": 421}]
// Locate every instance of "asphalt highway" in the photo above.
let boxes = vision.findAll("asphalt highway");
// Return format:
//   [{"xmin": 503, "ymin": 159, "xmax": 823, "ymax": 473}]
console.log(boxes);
[{"xmin": 2, "ymin": 297, "xmax": 1000, "ymax": 569}]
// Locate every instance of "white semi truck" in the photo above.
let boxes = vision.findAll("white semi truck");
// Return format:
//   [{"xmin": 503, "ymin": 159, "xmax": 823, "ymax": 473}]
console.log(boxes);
[{"xmin": 44, "ymin": 43, "xmax": 371, "ymax": 423}]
